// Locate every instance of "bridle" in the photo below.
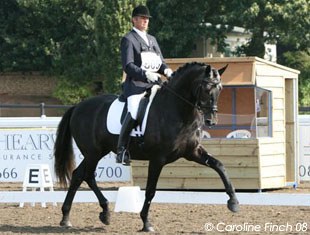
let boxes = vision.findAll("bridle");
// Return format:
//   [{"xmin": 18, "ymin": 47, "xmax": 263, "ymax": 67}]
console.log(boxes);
[
  {"xmin": 194, "ymin": 79, "xmax": 221, "ymax": 111},
  {"xmin": 161, "ymin": 76, "xmax": 222, "ymax": 113},
  {"xmin": 161, "ymin": 81, "xmax": 199, "ymax": 109}
]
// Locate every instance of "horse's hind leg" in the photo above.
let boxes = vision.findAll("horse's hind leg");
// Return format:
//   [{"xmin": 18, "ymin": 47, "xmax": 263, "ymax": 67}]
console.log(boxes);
[
  {"xmin": 84, "ymin": 160, "xmax": 110, "ymax": 225},
  {"xmin": 186, "ymin": 145, "xmax": 239, "ymax": 213},
  {"xmin": 60, "ymin": 160, "xmax": 86, "ymax": 227}
]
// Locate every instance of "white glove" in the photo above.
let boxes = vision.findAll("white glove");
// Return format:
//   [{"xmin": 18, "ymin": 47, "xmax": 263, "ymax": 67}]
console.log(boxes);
[
  {"xmin": 164, "ymin": 68, "xmax": 173, "ymax": 78},
  {"xmin": 145, "ymin": 71, "xmax": 161, "ymax": 83}
]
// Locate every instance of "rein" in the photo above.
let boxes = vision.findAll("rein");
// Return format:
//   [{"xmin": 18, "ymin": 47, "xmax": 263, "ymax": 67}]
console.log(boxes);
[{"xmin": 160, "ymin": 81, "xmax": 202, "ymax": 111}]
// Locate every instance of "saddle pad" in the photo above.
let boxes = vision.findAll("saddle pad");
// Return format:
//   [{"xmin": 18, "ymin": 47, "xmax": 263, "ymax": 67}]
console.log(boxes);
[{"xmin": 107, "ymin": 85, "xmax": 160, "ymax": 137}]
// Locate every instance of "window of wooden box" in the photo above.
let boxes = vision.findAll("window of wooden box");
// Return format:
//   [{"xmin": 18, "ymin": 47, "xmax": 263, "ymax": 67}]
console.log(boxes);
[{"xmin": 204, "ymin": 86, "xmax": 272, "ymax": 139}]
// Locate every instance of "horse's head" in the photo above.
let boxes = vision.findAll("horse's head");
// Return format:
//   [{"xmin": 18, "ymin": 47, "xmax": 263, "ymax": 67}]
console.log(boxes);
[
  {"xmin": 194, "ymin": 64, "xmax": 226, "ymax": 126},
  {"xmin": 166, "ymin": 62, "xmax": 226, "ymax": 126}
]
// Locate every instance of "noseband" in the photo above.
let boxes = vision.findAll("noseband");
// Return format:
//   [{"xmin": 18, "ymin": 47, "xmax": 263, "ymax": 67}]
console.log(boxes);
[{"xmin": 194, "ymin": 79, "xmax": 222, "ymax": 112}]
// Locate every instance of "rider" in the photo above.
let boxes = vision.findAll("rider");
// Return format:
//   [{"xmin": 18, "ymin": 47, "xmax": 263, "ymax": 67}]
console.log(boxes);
[{"xmin": 116, "ymin": 5, "xmax": 173, "ymax": 165}]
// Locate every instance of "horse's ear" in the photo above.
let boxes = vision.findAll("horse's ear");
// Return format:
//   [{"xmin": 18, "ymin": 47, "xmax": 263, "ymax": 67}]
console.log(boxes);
[
  {"xmin": 218, "ymin": 64, "xmax": 228, "ymax": 76},
  {"xmin": 205, "ymin": 65, "xmax": 211, "ymax": 74}
]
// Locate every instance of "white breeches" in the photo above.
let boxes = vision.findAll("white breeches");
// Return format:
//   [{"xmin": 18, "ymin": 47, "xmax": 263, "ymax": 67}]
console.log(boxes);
[{"xmin": 127, "ymin": 92, "xmax": 146, "ymax": 120}]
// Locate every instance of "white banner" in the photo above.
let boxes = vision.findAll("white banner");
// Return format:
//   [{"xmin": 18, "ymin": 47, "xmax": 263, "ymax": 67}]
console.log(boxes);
[
  {"xmin": 299, "ymin": 115, "xmax": 310, "ymax": 181},
  {"xmin": 0, "ymin": 129, "xmax": 130, "ymax": 182}
]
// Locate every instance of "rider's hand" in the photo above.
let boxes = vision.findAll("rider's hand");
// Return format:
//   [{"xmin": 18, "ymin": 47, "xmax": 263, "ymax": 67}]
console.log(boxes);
[
  {"xmin": 145, "ymin": 71, "xmax": 161, "ymax": 83},
  {"xmin": 164, "ymin": 68, "xmax": 173, "ymax": 78}
]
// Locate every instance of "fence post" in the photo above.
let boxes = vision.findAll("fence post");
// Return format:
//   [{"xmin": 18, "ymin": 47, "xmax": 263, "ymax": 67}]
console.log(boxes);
[{"xmin": 40, "ymin": 103, "xmax": 46, "ymax": 117}]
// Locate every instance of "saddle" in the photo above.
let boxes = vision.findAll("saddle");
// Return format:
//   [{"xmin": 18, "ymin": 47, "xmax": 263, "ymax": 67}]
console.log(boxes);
[{"xmin": 106, "ymin": 85, "xmax": 160, "ymax": 137}]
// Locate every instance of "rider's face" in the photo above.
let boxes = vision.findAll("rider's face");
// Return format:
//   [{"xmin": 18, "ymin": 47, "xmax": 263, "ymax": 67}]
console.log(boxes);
[{"xmin": 132, "ymin": 16, "xmax": 149, "ymax": 32}]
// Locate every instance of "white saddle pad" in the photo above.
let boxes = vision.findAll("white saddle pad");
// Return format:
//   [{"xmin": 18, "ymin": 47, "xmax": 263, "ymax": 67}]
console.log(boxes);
[{"xmin": 107, "ymin": 85, "xmax": 160, "ymax": 137}]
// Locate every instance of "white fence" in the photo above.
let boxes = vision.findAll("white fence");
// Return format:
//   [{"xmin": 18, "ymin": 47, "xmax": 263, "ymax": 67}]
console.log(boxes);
[
  {"xmin": 0, "ymin": 115, "xmax": 310, "ymax": 182},
  {"xmin": 299, "ymin": 115, "xmax": 310, "ymax": 181},
  {"xmin": 0, "ymin": 117, "xmax": 131, "ymax": 183},
  {"xmin": 0, "ymin": 116, "xmax": 310, "ymax": 206},
  {"xmin": 0, "ymin": 117, "xmax": 61, "ymax": 128}
]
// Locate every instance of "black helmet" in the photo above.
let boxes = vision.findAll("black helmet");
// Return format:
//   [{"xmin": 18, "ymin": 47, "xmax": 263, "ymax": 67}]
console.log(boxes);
[{"xmin": 132, "ymin": 5, "xmax": 152, "ymax": 18}]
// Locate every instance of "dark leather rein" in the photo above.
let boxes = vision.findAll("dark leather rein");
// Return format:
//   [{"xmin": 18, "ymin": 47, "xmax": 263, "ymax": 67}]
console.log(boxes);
[{"xmin": 158, "ymin": 78, "xmax": 221, "ymax": 112}]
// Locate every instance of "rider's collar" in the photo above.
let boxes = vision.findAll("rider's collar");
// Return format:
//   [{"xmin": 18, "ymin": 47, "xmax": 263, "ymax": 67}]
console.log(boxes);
[{"xmin": 133, "ymin": 27, "xmax": 149, "ymax": 46}]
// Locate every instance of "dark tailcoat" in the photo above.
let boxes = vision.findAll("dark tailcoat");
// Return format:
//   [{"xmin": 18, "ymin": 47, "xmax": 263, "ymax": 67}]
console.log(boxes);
[{"xmin": 121, "ymin": 30, "xmax": 168, "ymax": 98}]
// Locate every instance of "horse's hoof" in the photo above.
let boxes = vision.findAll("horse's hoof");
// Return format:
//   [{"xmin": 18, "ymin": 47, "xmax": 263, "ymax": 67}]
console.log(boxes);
[
  {"xmin": 99, "ymin": 211, "xmax": 110, "ymax": 225},
  {"xmin": 141, "ymin": 226, "xmax": 155, "ymax": 232},
  {"xmin": 60, "ymin": 220, "xmax": 72, "ymax": 227},
  {"xmin": 227, "ymin": 198, "xmax": 239, "ymax": 213}
]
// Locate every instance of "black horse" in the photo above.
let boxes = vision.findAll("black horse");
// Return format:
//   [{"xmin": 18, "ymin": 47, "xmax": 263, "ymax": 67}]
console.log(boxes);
[{"xmin": 54, "ymin": 62, "xmax": 239, "ymax": 232}]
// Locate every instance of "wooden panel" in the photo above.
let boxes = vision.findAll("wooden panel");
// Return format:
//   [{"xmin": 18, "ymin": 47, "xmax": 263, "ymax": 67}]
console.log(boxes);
[
  {"xmin": 260, "ymin": 165, "xmax": 286, "ymax": 178},
  {"xmin": 285, "ymin": 79, "xmax": 297, "ymax": 182},
  {"xmin": 202, "ymin": 138, "xmax": 258, "ymax": 145},
  {"xmin": 166, "ymin": 57, "xmax": 255, "ymax": 85},
  {"xmin": 213, "ymin": 155, "xmax": 259, "ymax": 167},
  {"xmin": 270, "ymin": 87, "xmax": 285, "ymax": 99},
  {"xmin": 133, "ymin": 165, "xmax": 260, "ymax": 179},
  {"xmin": 273, "ymin": 120, "xmax": 285, "ymax": 131},
  {"xmin": 260, "ymin": 154, "xmax": 286, "ymax": 167},
  {"xmin": 220, "ymin": 62, "xmax": 254, "ymax": 85},
  {"xmin": 272, "ymin": 131, "xmax": 286, "ymax": 140},
  {"xmin": 203, "ymin": 146, "xmax": 259, "ymax": 156},
  {"xmin": 258, "ymin": 137, "xmax": 285, "ymax": 144},
  {"xmin": 131, "ymin": 141, "xmax": 287, "ymax": 190},
  {"xmin": 273, "ymin": 98, "xmax": 285, "ymax": 110},
  {"xmin": 133, "ymin": 156, "xmax": 258, "ymax": 167},
  {"xmin": 273, "ymin": 109, "xmax": 285, "ymax": 120},
  {"xmin": 134, "ymin": 177, "xmax": 261, "ymax": 190},
  {"xmin": 259, "ymin": 142, "xmax": 285, "ymax": 155},
  {"xmin": 271, "ymin": 131, "xmax": 285, "ymax": 142},
  {"xmin": 256, "ymin": 75, "xmax": 284, "ymax": 88},
  {"xmin": 260, "ymin": 176, "xmax": 286, "ymax": 189},
  {"xmin": 132, "ymin": 140, "xmax": 261, "ymax": 190},
  {"xmin": 255, "ymin": 60, "xmax": 299, "ymax": 79}
]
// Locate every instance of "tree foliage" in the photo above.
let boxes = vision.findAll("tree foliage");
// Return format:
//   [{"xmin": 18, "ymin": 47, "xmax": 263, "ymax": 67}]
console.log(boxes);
[
  {"xmin": 0, "ymin": 0, "xmax": 145, "ymax": 104},
  {"xmin": 147, "ymin": 0, "xmax": 233, "ymax": 57},
  {"xmin": 224, "ymin": 0, "xmax": 309, "ymax": 58},
  {"xmin": 0, "ymin": 0, "xmax": 53, "ymax": 71},
  {"xmin": 0, "ymin": 0, "xmax": 309, "ymax": 105},
  {"xmin": 147, "ymin": 0, "xmax": 309, "ymax": 105},
  {"xmin": 282, "ymin": 51, "xmax": 310, "ymax": 105},
  {"xmin": 95, "ymin": 0, "xmax": 145, "ymax": 94}
]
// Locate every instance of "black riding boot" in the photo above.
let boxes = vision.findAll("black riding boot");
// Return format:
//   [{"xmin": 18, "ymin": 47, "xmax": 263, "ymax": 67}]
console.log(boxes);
[{"xmin": 116, "ymin": 113, "xmax": 136, "ymax": 166}]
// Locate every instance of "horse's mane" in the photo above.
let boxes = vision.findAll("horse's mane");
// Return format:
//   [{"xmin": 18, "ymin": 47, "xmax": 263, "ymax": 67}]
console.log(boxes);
[
  {"xmin": 168, "ymin": 62, "xmax": 209, "ymax": 86},
  {"xmin": 174, "ymin": 62, "xmax": 207, "ymax": 76}
]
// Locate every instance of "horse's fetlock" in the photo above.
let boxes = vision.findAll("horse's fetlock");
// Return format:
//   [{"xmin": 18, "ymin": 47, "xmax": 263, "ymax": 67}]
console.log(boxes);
[
  {"xmin": 61, "ymin": 205, "xmax": 71, "ymax": 214},
  {"xmin": 100, "ymin": 201, "xmax": 109, "ymax": 211}
]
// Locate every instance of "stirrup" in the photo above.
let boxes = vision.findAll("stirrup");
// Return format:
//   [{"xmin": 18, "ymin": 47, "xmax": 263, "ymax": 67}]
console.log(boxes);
[{"xmin": 116, "ymin": 149, "xmax": 131, "ymax": 166}]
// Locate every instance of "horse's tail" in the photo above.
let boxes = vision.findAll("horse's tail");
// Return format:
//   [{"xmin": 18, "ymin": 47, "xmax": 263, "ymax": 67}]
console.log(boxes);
[{"xmin": 54, "ymin": 106, "xmax": 76, "ymax": 188}]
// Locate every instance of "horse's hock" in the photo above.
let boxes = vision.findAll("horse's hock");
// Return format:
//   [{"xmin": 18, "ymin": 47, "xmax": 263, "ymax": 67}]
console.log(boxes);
[{"xmin": 132, "ymin": 57, "xmax": 300, "ymax": 191}]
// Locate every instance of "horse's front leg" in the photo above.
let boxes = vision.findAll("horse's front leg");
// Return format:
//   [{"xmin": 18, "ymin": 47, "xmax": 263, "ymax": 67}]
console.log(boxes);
[
  {"xmin": 140, "ymin": 160, "xmax": 164, "ymax": 232},
  {"xmin": 186, "ymin": 145, "xmax": 239, "ymax": 212}
]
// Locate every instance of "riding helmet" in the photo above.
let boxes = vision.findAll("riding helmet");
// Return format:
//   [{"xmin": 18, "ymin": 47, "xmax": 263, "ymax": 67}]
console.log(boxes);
[{"xmin": 132, "ymin": 5, "xmax": 152, "ymax": 18}]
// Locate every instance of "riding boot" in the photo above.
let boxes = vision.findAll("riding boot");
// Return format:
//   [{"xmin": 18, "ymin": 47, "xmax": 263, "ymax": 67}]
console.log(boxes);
[{"xmin": 116, "ymin": 113, "xmax": 136, "ymax": 166}]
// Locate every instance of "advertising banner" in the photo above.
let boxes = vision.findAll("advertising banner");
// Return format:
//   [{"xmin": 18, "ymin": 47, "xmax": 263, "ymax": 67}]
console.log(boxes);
[
  {"xmin": 299, "ymin": 115, "xmax": 310, "ymax": 181},
  {"xmin": 0, "ymin": 129, "xmax": 131, "ymax": 182}
]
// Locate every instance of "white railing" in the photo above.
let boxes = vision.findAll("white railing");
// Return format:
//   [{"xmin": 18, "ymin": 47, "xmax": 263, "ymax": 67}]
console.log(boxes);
[{"xmin": 0, "ymin": 117, "xmax": 61, "ymax": 128}]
